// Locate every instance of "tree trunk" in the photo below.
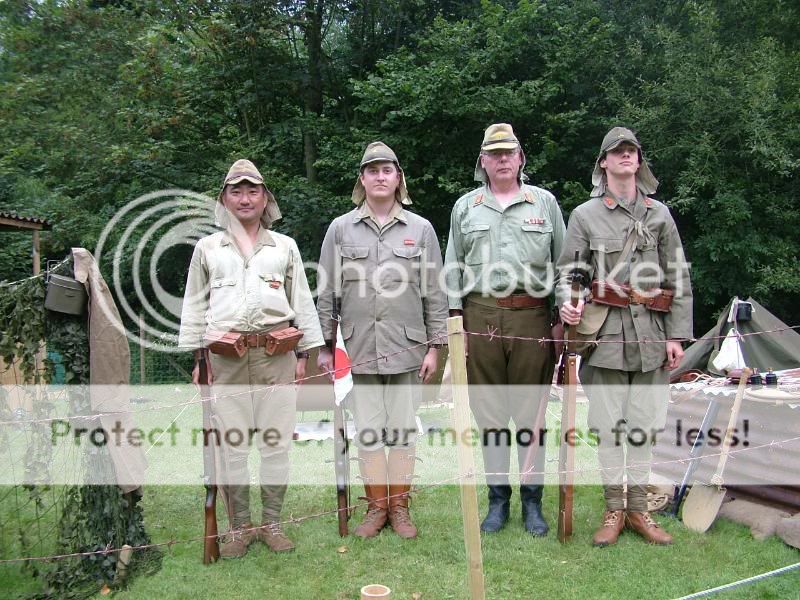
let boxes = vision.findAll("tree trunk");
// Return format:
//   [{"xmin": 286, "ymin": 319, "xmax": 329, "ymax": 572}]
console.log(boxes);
[{"xmin": 303, "ymin": 0, "xmax": 325, "ymax": 184}]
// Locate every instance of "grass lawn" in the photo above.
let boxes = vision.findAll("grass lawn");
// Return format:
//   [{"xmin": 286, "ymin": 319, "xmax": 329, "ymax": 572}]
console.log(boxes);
[{"xmin": 1, "ymin": 401, "xmax": 799, "ymax": 598}]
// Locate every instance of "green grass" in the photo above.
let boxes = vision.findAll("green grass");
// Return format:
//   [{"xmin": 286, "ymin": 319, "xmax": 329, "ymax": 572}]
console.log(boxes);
[{"xmin": 1, "ymin": 400, "xmax": 799, "ymax": 599}]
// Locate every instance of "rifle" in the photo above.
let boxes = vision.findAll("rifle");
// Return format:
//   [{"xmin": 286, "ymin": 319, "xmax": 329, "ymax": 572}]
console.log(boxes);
[
  {"xmin": 331, "ymin": 296, "xmax": 351, "ymax": 536},
  {"xmin": 558, "ymin": 251, "xmax": 583, "ymax": 543},
  {"xmin": 198, "ymin": 351, "xmax": 220, "ymax": 564}
]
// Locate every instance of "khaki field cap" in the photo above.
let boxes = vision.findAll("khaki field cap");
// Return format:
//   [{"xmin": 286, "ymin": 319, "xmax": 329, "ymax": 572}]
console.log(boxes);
[
  {"xmin": 474, "ymin": 122, "xmax": 528, "ymax": 183},
  {"xmin": 352, "ymin": 141, "xmax": 411, "ymax": 205},
  {"xmin": 591, "ymin": 127, "xmax": 659, "ymax": 196},
  {"xmin": 215, "ymin": 159, "xmax": 282, "ymax": 227}
]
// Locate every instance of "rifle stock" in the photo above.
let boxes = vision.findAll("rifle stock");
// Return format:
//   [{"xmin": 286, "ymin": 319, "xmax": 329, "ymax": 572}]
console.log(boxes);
[
  {"xmin": 331, "ymin": 297, "xmax": 351, "ymax": 536},
  {"xmin": 198, "ymin": 352, "xmax": 220, "ymax": 564},
  {"xmin": 558, "ymin": 251, "xmax": 582, "ymax": 543}
]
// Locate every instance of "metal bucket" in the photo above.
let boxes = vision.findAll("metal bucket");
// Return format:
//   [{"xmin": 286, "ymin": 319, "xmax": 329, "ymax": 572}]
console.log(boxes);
[{"xmin": 45, "ymin": 274, "xmax": 87, "ymax": 315}]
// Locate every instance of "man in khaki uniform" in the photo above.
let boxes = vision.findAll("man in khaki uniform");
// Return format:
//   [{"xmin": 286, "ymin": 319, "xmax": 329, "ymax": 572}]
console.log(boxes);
[
  {"xmin": 317, "ymin": 142, "xmax": 448, "ymax": 539},
  {"xmin": 179, "ymin": 159, "xmax": 324, "ymax": 558},
  {"xmin": 444, "ymin": 124, "xmax": 566, "ymax": 536},
  {"xmin": 557, "ymin": 127, "xmax": 692, "ymax": 546}
]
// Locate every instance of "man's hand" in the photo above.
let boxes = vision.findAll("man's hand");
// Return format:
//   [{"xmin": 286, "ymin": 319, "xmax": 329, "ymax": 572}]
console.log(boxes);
[
  {"xmin": 418, "ymin": 348, "xmax": 439, "ymax": 384},
  {"xmin": 559, "ymin": 299, "xmax": 585, "ymax": 326},
  {"xmin": 295, "ymin": 357, "xmax": 308, "ymax": 384},
  {"xmin": 192, "ymin": 358, "xmax": 213, "ymax": 390},
  {"xmin": 665, "ymin": 340, "xmax": 684, "ymax": 370},
  {"xmin": 317, "ymin": 346, "xmax": 334, "ymax": 383}
]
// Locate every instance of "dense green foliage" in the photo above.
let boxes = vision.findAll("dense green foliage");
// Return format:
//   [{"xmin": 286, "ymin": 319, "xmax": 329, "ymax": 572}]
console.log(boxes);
[{"xmin": 1, "ymin": 0, "xmax": 799, "ymax": 331}]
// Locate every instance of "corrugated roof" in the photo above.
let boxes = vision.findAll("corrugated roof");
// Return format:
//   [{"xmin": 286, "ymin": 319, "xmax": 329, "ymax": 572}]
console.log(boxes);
[{"xmin": 0, "ymin": 211, "xmax": 51, "ymax": 230}]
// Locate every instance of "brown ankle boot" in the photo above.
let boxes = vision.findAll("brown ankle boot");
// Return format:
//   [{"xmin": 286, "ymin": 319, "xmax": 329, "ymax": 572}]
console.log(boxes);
[
  {"xmin": 257, "ymin": 521, "xmax": 295, "ymax": 552},
  {"xmin": 219, "ymin": 524, "xmax": 254, "ymax": 559},
  {"xmin": 592, "ymin": 510, "xmax": 625, "ymax": 547},
  {"xmin": 387, "ymin": 449, "xmax": 418, "ymax": 539},
  {"xmin": 625, "ymin": 511, "xmax": 673, "ymax": 545},
  {"xmin": 353, "ymin": 450, "xmax": 388, "ymax": 539}
]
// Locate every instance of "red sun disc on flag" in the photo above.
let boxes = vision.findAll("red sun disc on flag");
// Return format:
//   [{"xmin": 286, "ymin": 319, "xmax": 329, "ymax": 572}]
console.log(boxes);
[{"xmin": 334, "ymin": 348, "xmax": 351, "ymax": 379}]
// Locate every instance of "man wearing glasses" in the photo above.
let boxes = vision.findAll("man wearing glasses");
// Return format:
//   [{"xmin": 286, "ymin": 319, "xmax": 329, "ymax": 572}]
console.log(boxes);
[{"xmin": 444, "ymin": 124, "xmax": 566, "ymax": 536}]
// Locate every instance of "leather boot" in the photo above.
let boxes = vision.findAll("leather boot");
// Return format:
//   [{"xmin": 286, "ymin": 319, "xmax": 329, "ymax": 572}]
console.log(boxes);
[
  {"xmin": 625, "ymin": 511, "xmax": 673, "ymax": 545},
  {"xmin": 592, "ymin": 510, "xmax": 625, "ymax": 547},
  {"xmin": 481, "ymin": 485, "xmax": 511, "ymax": 533},
  {"xmin": 353, "ymin": 450, "xmax": 388, "ymax": 538},
  {"xmin": 220, "ymin": 523, "xmax": 254, "ymax": 559},
  {"xmin": 520, "ymin": 485, "xmax": 549, "ymax": 537},
  {"xmin": 387, "ymin": 448, "xmax": 417, "ymax": 539}
]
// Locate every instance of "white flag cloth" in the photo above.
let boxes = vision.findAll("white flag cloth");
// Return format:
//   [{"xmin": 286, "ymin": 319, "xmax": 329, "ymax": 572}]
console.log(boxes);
[{"xmin": 333, "ymin": 322, "xmax": 353, "ymax": 406}]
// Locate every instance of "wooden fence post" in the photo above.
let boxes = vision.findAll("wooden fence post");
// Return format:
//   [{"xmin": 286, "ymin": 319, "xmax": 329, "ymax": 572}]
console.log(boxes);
[{"xmin": 447, "ymin": 315, "xmax": 485, "ymax": 600}]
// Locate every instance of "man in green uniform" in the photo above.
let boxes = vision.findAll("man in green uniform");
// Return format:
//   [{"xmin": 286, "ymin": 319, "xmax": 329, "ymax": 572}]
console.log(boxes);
[
  {"xmin": 444, "ymin": 124, "xmax": 566, "ymax": 535},
  {"xmin": 557, "ymin": 127, "xmax": 692, "ymax": 546},
  {"xmin": 317, "ymin": 142, "xmax": 448, "ymax": 539},
  {"xmin": 180, "ymin": 159, "xmax": 324, "ymax": 558}
]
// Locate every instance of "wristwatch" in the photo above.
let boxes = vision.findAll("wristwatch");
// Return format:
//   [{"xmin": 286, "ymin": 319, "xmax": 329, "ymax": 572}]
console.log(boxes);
[{"xmin": 295, "ymin": 351, "xmax": 310, "ymax": 359}]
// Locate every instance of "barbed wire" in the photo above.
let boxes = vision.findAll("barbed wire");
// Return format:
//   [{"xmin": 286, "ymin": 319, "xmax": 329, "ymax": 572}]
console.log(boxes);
[{"xmin": 0, "ymin": 257, "xmax": 70, "ymax": 288}]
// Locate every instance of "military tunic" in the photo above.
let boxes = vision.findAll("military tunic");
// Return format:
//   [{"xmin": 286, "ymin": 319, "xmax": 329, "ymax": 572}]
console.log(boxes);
[
  {"xmin": 555, "ymin": 191, "xmax": 693, "ymax": 510},
  {"xmin": 317, "ymin": 202, "xmax": 448, "ymax": 448},
  {"xmin": 444, "ymin": 183, "xmax": 566, "ymax": 487}
]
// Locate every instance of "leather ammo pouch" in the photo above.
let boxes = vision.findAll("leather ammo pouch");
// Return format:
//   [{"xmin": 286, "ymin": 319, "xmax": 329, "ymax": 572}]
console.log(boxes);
[
  {"xmin": 203, "ymin": 331, "xmax": 246, "ymax": 358},
  {"xmin": 647, "ymin": 288, "xmax": 674, "ymax": 312},
  {"xmin": 265, "ymin": 327, "xmax": 304, "ymax": 356},
  {"xmin": 590, "ymin": 280, "xmax": 630, "ymax": 308}
]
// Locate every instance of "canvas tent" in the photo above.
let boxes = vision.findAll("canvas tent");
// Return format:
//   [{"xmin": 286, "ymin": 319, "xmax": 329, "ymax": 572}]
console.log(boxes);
[{"xmin": 671, "ymin": 297, "xmax": 800, "ymax": 381}]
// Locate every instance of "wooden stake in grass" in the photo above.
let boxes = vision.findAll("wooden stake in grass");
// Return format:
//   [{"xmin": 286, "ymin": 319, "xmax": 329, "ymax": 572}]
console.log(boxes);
[{"xmin": 447, "ymin": 316, "xmax": 485, "ymax": 600}]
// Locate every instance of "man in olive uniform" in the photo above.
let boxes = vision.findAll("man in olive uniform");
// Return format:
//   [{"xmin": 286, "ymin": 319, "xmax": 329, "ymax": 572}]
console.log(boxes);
[
  {"xmin": 557, "ymin": 127, "xmax": 692, "ymax": 546},
  {"xmin": 444, "ymin": 124, "xmax": 566, "ymax": 535},
  {"xmin": 179, "ymin": 159, "xmax": 324, "ymax": 558},
  {"xmin": 317, "ymin": 142, "xmax": 448, "ymax": 539}
]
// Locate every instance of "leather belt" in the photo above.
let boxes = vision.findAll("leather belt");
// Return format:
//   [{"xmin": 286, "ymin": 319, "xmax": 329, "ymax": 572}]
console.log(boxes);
[
  {"xmin": 233, "ymin": 322, "xmax": 291, "ymax": 348},
  {"xmin": 588, "ymin": 281, "xmax": 674, "ymax": 313},
  {"xmin": 468, "ymin": 293, "xmax": 548, "ymax": 309}
]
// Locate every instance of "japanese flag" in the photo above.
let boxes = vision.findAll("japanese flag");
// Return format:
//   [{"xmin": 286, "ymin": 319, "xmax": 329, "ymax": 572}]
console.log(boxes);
[{"xmin": 333, "ymin": 323, "xmax": 353, "ymax": 406}]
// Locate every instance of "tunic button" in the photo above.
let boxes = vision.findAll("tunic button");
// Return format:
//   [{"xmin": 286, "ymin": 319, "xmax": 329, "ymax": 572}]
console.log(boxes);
[{"xmin": 633, "ymin": 313, "xmax": 638, "ymax": 319}]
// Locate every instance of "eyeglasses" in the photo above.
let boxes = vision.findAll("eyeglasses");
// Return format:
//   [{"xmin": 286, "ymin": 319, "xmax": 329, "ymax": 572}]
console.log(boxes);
[{"xmin": 481, "ymin": 149, "xmax": 519, "ymax": 159}]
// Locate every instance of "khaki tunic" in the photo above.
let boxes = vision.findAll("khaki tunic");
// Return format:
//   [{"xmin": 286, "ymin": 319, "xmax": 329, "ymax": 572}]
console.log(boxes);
[
  {"xmin": 178, "ymin": 227, "xmax": 324, "ymax": 352},
  {"xmin": 555, "ymin": 192, "xmax": 693, "ymax": 372},
  {"xmin": 444, "ymin": 184, "xmax": 566, "ymax": 309},
  {"xmin": 316, "ymin": 202, "xmax": 448, "ymax": 375}
]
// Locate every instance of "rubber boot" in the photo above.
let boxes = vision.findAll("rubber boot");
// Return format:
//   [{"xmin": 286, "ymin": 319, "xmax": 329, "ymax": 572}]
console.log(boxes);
[
  {"xmin": 387, "ymin": 448, "xmax": 417, "ymax": 539},
  {"xmin": 481, "ymin": 485, "xmax": 511, "ymax": 533},
  {"xmin": 353, "ymin": 450, "xmax": 389, "ymax": 538},
  {"xmin": 520, "ymin": 484, "xmax": 549, "ymax": 536}
]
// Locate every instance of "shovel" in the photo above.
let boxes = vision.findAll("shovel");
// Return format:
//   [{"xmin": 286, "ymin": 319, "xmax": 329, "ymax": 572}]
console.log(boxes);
[{"xmin": 682, "ymin": 368, "xmax": 750, "ymax": 532}]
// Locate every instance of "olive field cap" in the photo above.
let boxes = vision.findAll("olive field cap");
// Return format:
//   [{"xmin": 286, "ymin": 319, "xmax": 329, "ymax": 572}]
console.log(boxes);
[
  {"xmin": 474, "ymin": 123, "xmax": 527, "ymax": 183},
  {"xmin": 215, "ymin": 159, "xmax": 282, "ymax": 227},
  {"xmin": 352, "ymin": 141, "xmax": 411, "ymax": 205},
  {"xmin": 591, "ymin": 126, "xmax": 659, "ymax": 196}
]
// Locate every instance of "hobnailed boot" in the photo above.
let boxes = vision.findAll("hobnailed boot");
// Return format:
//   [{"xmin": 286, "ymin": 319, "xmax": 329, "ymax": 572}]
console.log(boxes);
[
  {"xmin": 481, "ymin": 485, "xmax": 511, "ymax": 533},
  {"xmin": 353, "ymin": 450, "xmax": 389, "ymax": 538},
  {"xmin": 625, "ymin": 511, "xmax": 673, "ymax": 545},
  {"xmin": 592, "ymin": 510, "xmax": 625, "ymax": 547},
  {"xmin": 259, "ymin": 484, "xmax": 294, "ymax": 551},
  {"xmin": 220, "ymin": 484, "xmax": 252, "ymax": 558},
  {"xmin": 257, "ymin": 521, "xmax": 295, "ymax": 553},
  {"xmin": 520, "ymin": 485, "xmax": 549, "ymax": 537},
  {"xmin": 387, "ymin": 448, "xmax": 418, "ymax": 539}
]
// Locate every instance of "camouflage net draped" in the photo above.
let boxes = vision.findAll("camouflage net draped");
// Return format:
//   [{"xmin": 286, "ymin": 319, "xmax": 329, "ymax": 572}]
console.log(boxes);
[{"xmin": 0, "ymin": 261, "xmax": 160, "ymax": 598}]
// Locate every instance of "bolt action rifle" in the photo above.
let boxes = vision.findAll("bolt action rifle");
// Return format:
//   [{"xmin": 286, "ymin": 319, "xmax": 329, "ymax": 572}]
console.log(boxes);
[
  {"xmin": 198, "ymin": 350, "xmax": 220, "ymax": 564},
  {"xmin": 558, "ymin": 251, "xmax": 584, "ymax": 543},
  {"xmin": 331, "ymin": 296, "xmax": 351, "ymax": 536}
]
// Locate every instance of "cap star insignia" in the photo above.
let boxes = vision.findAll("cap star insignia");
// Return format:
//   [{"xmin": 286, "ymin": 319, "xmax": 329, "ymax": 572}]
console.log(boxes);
[{"xmin": 491, "ymin": 131, "xmax": 506, "ymax": 140}]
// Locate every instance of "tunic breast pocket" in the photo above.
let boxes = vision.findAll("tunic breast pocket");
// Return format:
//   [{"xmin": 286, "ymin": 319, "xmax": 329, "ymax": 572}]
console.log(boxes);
[
  {"xmin": 520, "ymin": 223, "xmax": 553, "ymax": 267},
  {"xmin": 461, "ymin": 223, "xmax": 490, "ymax": 265},
  {"xmin": 387, "ymin": 246, "xmax": 422, "ymax": 284},
  {"xmin": 590, "ymin": 237, "xmax": 624, "ymax": 278},
  {"xmin": 340, "ymin": 246, "xmax": 370, "ymax": 281},
  {"xmin": 208, "ymin": 278, "xmax": 239, "ymax": 321},
  {"xmin": 258, "ymin": 272, "xmax": 290, "ymax": 316}
]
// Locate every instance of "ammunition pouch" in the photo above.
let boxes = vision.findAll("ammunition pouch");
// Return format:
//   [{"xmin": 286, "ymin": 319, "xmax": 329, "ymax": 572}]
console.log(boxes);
[
  {"xmin": 203, "ymin": 331, "xmax": 246, "ymax": 358},
  {"xmin": 265, "ymin": 327, "xmax": 304, "ymax": 356}
]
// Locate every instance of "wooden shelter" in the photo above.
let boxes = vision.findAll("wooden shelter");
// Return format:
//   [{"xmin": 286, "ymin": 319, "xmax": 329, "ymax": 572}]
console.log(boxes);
[{"xmin": 0, "ymin": 211, "xmax": 51, "ymax": 275}]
